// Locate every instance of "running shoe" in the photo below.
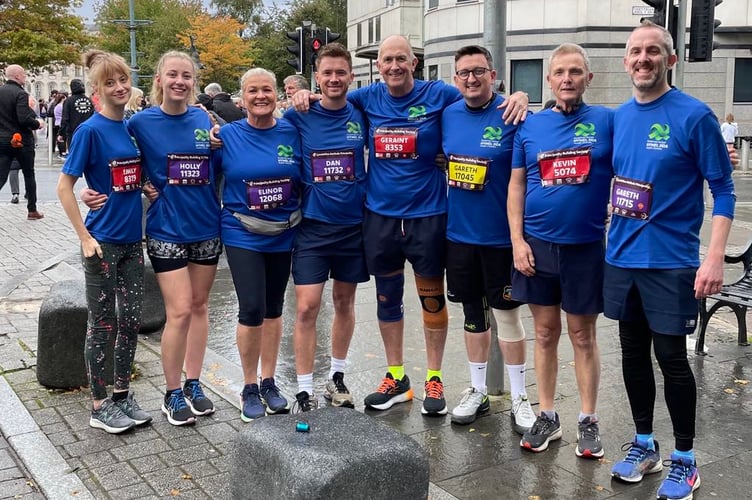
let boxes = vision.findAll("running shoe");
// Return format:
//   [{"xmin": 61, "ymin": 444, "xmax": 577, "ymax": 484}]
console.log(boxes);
[
  {"xmin": 520, "ymin": 413, "xmax": 562, "ymax": 452},
  {"xmin": 450, "ymin": 387, "xmax": 489, "ymax": 424},
  {"xmin": 656, "ymin": 453, "xmax": 700, "ymax": 500},
  {"xmin": 292, "ymin": 391, "xmax": 319, "ymax": 414},
  {"xmin": 240, "ymin": 384, "xmax": 265, "ymax": 422},
  {"xmin": 260, "ymin": 377, "xmax": 290, "ymax": 414},
  {"xmin": 114, "ymin": 392, "xmax": 152, "ymax": 426},
  {"xmin": 363, "ymin": 373, "xmax": 414, "ymax": 410},
  {"xmin": 576, "ymin": 417, "xmax": 605, "ymax": 458},
  {"xmin": 162, "ymin": 389, "xmax": 196, "ymax": 426},
  {"xmin": 90, "ymin": 398, "xmax": 136, "ymax": 434},
  {"xmin": 511, "ymin": 395, "xmax": 536, "ymax": 435},
  {"xmin": 324, "ymin": 372, "xmax": 355, "ymax": 408},
  {"xmin": 611, "ymin": 438, "xmax": 662, "ymax": 483},
  {"xmin": 183, "ymin": 380, "xmax": 215, "ymax": 416}
]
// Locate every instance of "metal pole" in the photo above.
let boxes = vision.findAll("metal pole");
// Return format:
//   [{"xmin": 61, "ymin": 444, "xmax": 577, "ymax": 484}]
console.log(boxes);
[
  {"xmin": 128, "ymin": 0, "xmax": 138, "ymax": 87},
  {"xmin": 483, "ymin": 0, "xmax": 507, "ymax": 395},
  {"xmin": 674, "ymin": 0, "xmax": 687, "ymax": 89}
]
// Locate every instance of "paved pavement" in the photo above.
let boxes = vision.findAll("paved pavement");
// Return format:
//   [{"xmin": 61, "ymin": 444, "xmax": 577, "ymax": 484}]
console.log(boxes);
[{"xmin": 1, "ymin": 143, "xmax": 752, "ymax": 499}]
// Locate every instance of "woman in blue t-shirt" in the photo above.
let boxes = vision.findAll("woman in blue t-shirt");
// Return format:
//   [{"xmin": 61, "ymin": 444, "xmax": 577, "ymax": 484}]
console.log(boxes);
[{"xmin": 57, "ymin": 49, "xmax": 152, "ymax": 434}]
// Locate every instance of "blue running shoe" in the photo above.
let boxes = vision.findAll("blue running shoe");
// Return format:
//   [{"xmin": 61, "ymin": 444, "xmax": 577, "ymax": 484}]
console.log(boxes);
[
  {"xmin": 611, "ymin": 439, "xmax": 662, "ymax": 483},
  {"xmin": 260, "ymin": 377, "xmax": 290, "ymax": 414},
  {"xmin": 162, "ymin": 389, "xmax": 196, "ymax": 426},
  {"xmin": 183, "ymin": 380, "xmax": 215, "ymax": 416},
  {"xmin": 240, "ymin": 384, "xmax": 266, "ymax": 422},
  {"xmin": 656, "ymin": 453, "xmax": 700, "ymax": 500}
]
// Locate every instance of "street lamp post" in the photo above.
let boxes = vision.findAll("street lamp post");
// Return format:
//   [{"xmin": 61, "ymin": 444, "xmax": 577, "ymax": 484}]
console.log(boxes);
[{"xmin": 112, "ymin": 0, "xmax": 152, "ymax": 87}]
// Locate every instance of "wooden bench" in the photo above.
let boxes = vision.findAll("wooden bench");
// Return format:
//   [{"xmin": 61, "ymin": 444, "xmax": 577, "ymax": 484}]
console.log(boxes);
[{"xmin": 696, "ymin": 239, "xmax": 752, "ymax": 355}]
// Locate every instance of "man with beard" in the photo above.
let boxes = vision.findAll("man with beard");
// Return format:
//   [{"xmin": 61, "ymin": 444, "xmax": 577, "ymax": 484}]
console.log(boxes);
[{"xmin": 607, "ymin": 21, "xmax": 735, "ymax": 500}]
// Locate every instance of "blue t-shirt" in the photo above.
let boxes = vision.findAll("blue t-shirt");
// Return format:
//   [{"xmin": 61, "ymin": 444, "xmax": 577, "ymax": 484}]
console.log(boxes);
[
  {"xmin": 283, "ymin": 102, "xmax": 367, "ymax": 225},
  {"xmin": 216, "ymin": 119, "xmax": 302, "ymax": 252},
  {"xmin": 62, "ymin": 113, "xmax": 142, "ymax": 244},
  {"xmin": 512, "ymin": 104, "xmax": 614, "ymax": 244},
  {"xmin": 348, "ymin": 80, "xmax": 461, "ymax": 218},
  {"xmin": 607, "ymin": 88, "xmax": 735, "ymax": 269},
  {"xmin": 442, "ymin": 95, "xmax": 520, "ymax": 247},
  {"xmin": 127, "ymin": 106, "xmax": 220, "ymax": 243}
]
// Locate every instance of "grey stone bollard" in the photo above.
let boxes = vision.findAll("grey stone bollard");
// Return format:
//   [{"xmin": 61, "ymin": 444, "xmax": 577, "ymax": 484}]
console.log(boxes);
[
  {"xmin": 140, "ymin": 257, "xmax": 165, "ymax": 333},
  {"xmin": 231, "ymin": 407, "xmax": 429, "ymax": 500},
  {"xmin": 37, "ymin": 280, "xmax": 115, "ymax": 388}
]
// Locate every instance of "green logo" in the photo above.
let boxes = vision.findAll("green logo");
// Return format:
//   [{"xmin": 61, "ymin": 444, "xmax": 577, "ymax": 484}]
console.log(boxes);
[
  {"xmin": 574, "ymin": 122, "xmax": 596, "ymax": 137},
  {"xmin": 346, "ymin": 121, "xmax": 361, "ymax": 134},
  {"xmin": 649, "ymin": 123, "xmax": 670, "ymax": 141},
  {"xmin": 277, "ymin": 145, "xmax": 294, "ymax": 158},
  {"xmin": 194, "ymin": 129, "xmax": 209, "ymax": 141},
  {"xmin": 482, "ymin": 126, "xmax": 502, "ymax": 141},
  {"xmin": 407, "ymin": 105, "xmax": 426, "ymax": 119}
]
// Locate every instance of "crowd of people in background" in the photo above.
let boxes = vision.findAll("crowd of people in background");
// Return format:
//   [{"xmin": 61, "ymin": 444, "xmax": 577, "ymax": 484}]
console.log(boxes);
[{"xmin": 0, "ymin": 19, "xmax": 743, "ymax": 500}]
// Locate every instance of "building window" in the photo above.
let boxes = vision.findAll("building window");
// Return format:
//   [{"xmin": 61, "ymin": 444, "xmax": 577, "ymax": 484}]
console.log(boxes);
[
  {"xmin": 357, "ymin": 23, "xmax": 362, "ymax": 46},
  {"xmin": 48, "ymin": 82, "xmax": 57, "ymax": 97},
  {"xmin": 62, "ymin": 66, "xmax": 69, "ymax": 77},
  {"xmin": 428, "ymin": 0, "xmax": 438, "ymax": 9},
  {"xmin": 375, "ymin": 16, "xmax": 381, "ymax": 42},
  {"xmin": 34, "ymin": 82, "xmax": 43, "ymax": 98},
  {"xmin": 511, "ymin": 59, "xmax": 542, "ymax": 104},
  {"xmin": 428, "ymin": 65, "xmax": 439, "ymax": 81},
  {"xmin": 734, "ymin": 58, "xmax": 752, "ymax": 103},
  {"xmin": 75, "ymin": 66, "xmax": 83, "ymax": 77},
  {"xmin": 368, "ymin": 18, "xmax": 374, "ymax": 43}
]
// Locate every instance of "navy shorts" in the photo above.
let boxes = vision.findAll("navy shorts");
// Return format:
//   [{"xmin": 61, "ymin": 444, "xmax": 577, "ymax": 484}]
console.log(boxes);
[
  {"xmin": 603, "ymin": 264, "xmax": 698, "ymax": 335},
  {"xmin": 511, "ymin": 235, "xmax": 604, "ymax": 315},
  {"xmin": 292, "ymin": 218, "xmax": 369, "ymax": 285},
  {"xmin": 446, "ymin": 241, "xmax": 522, "ymax": 310},
  {"xmin": 362, "ymin": 210, "xmax": 446, "ymax": 278}
]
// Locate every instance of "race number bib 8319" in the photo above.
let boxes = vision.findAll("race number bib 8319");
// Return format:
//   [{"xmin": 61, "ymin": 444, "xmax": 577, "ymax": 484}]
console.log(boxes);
[{"xmin": 110, "ymin": 157, "xmax": 141, "ymax": 192}]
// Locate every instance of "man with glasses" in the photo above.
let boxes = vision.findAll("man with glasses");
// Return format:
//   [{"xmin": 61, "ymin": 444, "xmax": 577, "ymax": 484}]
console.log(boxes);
[
  {"xmin": 441, "ymin": 45, "xmax": 535, "ymax": 431},
  {"xmin": 508, "ymin": 43, "xmax": 613, "ymax": 457}
]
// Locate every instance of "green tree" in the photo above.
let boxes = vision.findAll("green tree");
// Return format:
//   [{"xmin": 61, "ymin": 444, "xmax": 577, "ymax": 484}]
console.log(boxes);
[
  {"xmin": 0, "ymin": 0, "xmax": 91, "ymax": 72},
  {"xmin": 93, "ymin": 0, "xmax": 204, "ymax": 91},
  {"xmin": 210, "ymin": 0, "xmax": 263, "ymax": 28}
]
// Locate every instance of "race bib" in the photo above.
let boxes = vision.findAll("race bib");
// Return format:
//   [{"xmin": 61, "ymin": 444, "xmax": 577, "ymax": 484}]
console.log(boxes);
[
  {"xmin": 311, "ymin": 150, "xmax": 355, "ymax": 182},
  {"xmin": 373, "ymin": 127, "xmax": 418, "ymax": 159},
  {"xmin": 109, "ymin": 157, "xmax": 141, "ymax": 192},
  {"xmin": 611, "ymin": 176, "xmax": 653, "ymax": 220},
  {"xmin": 538, "ymin": 148, "xmax": 592, "ymax": 186},
  {"xmin": 447, "ymin": 154, "xmax": 490, "ymax": 191},
  {"xmin": 245, "ymin": 177, "xmax": 293, "ymax": 210},
  {"xmin": 166, "ymin": 153, "xmax": 210, "ymax": 185}
]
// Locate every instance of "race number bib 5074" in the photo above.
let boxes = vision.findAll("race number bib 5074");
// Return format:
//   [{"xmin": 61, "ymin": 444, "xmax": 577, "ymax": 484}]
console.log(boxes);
[
  {"xmin": 373, "ymin": 127, "xmax": 418, "ymax": 159},
  {"xmin": 167, "ymin": 153, "xmax": 210, "ymax": 185},
  {"xmin": 538, "ymin": 148, "xmax": 591, "ymax": 186},
  {"xmin": 110, "ymin": 157, "xmax": 141, "ymax": 192}
]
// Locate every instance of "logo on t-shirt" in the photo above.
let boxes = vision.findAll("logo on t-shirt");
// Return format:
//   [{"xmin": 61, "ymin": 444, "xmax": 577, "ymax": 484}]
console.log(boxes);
[
  {"xmin": 573, "ymin": 122, "xmax": 597, "ymax": 145},
  {"xmin": 407, "ymin": 105, "xmax": 427, "ymax": 122},
  {"xmin": 479, "ymin": 126, "xmax": 502, "ymax": 148},
  {"xmin": 74, "ymin": 99, "xmax": 93, "ymax": 115},
  {"xmin": 277, "ymin": 144, "xmax": 296, "ymax": 165},
  {"xmin": 646, "ymin": 123, "xmax": 670, "ymax": 151},
  {"xmin": 346, "ymin": 121, "xmax": 364, "ymax": 142},
  {"xmin": 194, "ymin": 128, "xmax": 210, "ymax": 150}
]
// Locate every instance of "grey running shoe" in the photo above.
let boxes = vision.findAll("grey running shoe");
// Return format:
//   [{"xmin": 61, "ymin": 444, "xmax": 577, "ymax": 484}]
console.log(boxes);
[
  {"xmin": 520, "ymin": 413, "xmax": 562, "ymax": 452},
  {"xmin": 292, "ymin": 391, "xmax": 319, "ymax": 414},
  {"xmin": 90, "ymin": 398, "xmax": 136, "ymax": 434},
  {"xmin": 511, "ymin": 395, "xmax": 537, "ymax": 435},
  {"xmin": 114, "ymin": 392, "xmax": 153, "ymax": 426},
  {"xmin": 324, "ymin": 372, "xmax": 355, "ymax": 408},
  {"xmin": 451, "ymin": 387, "xmax": 490, "ymax": 425},
  {"xmin": 576, "ymin": 417, "xmax": 604, "ymax": 458}
]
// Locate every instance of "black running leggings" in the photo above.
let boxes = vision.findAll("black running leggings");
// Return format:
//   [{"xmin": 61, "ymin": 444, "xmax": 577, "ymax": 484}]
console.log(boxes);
[{"xmin": 619, "ymin": 317, "xmax": 696, "ymax": 451}]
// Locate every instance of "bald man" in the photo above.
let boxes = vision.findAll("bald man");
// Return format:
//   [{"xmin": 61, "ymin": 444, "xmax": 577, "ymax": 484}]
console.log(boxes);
[{"xmin": 0, "ymin": 65, "xmax": 45, "ymax": 219}]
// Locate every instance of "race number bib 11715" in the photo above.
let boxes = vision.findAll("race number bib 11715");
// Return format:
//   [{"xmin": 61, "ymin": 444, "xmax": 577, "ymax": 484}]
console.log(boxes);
[{"xmin": 611, "ymin": 176, "xmax": 653, "ymax": 220}]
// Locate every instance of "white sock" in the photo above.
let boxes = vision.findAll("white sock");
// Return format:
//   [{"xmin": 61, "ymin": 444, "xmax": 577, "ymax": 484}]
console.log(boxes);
[
  {"xmin": 297, "ymin": 373, "xmax": 314, "ymax": 396},
  {"xmin": 506, "ymin": 363, "xmax": 527, "ymax": 399},
  {"xmin": 469, "ymin": 361, "xmax": 487, "ymax": 394},
  {"xmin": 329, "ymin": 357, "xmax": 347, "ymax": 379}
]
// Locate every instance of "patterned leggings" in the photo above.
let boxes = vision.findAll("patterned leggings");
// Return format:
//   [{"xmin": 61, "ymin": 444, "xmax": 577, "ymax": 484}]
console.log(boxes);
[{"xmin": 83, "ymin": 242, "xmax": 144, "ymax": 400}]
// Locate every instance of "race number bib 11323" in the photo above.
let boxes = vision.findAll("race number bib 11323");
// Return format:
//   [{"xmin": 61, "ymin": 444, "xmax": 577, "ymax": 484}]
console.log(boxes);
[
  {"xmin": 166, "ymin": 153, "xmax": 210, "ymax": 185},
  {"xmin": 538, "ymin": 147, "xmax": 591, "ymax": 186},
  {"xmin": 110, "ymin": 157, "xmax": 141, "ymax": 192}
]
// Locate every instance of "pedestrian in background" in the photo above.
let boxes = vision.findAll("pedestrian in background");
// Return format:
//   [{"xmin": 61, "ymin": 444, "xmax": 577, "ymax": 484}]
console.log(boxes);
[
  {"xmin": 720, "ymin": 112, "xmax": 738, "ymax": 149},
  {"xmin": 57, "ymin": 49, "xmax": 152, "ymax": 434}
]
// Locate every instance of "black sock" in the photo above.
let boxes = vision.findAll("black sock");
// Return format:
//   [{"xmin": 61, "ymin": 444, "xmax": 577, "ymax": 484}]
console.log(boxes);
[
  {"xmin": 184, "ymin": 378, "xmax": 199, "ymax": 389},
  {"xmin": 165, "ymin": 388, "xmax": 181, "ymax": 404},
  {"xmin": 111, "ymin": 391, "xmax": 128, "ymax": 402}
]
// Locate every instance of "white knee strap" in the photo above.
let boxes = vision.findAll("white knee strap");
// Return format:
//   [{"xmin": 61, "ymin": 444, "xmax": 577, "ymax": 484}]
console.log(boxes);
[{"xmin": 493, "ymin": 307, "xmax": 526, "ymax": 342}]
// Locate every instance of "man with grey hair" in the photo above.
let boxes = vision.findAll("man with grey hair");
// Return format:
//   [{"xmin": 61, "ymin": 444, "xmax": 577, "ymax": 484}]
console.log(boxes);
[
  {"xmin": 283, "ymin": 74, "xmax": 309, "ymax": 99},
  {"xmin": 0, "ymin": 64, "xmax": 45, "ymax": 219},
  {"xmin": 205, "ymin": 82, "xmax": 243, "ymax": 122}
]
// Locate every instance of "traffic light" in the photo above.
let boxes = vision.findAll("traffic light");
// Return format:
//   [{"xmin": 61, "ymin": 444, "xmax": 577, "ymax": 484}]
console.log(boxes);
[
  {"xmin": 689, "ymin": 0, "xmax": 723, "ymax": 62},
  {"xmin": 640, "ymin": 0, "xmax": 667, "ymax": 26},
  {"xmin": 325, "ymin": 28, "xmax": 341, "ymax": 44},
  {"xmin": 310, "ymin": 36, "xmax": 323, "ymax": 67},
  {"xmin": 286, "ymin": 27, "xmax": 304, "ymax": 74}
]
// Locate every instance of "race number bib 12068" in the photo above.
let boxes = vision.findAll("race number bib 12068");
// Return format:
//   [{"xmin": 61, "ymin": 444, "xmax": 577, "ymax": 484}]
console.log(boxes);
[
  {"xmin": 447, "ymin": 154, "xmax": 490, "ymax": 191},
  {"xmin": 311, "ymin": 150, "xmax": 355, "ymax": 182},
  {"xmin": 611, "ymin": 176, "xmax": 653, "ymax": 220},
  {"xmin": 166, "ymin": 153, "xmax": 210, "ymax": 185},
  {"xmin": 537, "ymin": 147, "xmax": 592, "ymax": 186},
  {"xmin": 373, "ymin": 127, "xmax": 418, "ymax": 159},
  {"xmin": 245, "ymin": 177, "xmax": 292, "ymax": 210},
  {"xmin": 110, "ymin": 157, "xmax": 141, "ymax": 192}
]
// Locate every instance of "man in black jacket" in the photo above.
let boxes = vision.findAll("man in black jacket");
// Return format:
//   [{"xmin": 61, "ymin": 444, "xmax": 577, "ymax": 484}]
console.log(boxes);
[
  {"xmin": 59, "ymin": 78, "xmax": 93, "ymax": 148},
  {"xmin": 204, "ymin": 82, "xmax": 244, "ymax": 122},
  {"xmin": 0, "ymin": 65, "xmax": 45, "ymax": 219}
]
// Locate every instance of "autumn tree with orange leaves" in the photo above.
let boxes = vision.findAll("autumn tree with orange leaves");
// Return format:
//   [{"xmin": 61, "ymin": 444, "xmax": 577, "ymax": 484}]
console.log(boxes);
[{"xmin": 178, "ymin": 14, "xmax": 256, "ymax": 94}]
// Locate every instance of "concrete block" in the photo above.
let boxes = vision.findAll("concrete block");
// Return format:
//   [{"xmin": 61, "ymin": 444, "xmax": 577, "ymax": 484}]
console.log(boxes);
[
  {"xmin": 36, "ymin": 280, "xmax": 114, "ymax": 389},
  {"xmin": 231, "ymin": 407, "xmax": 429, "ymax": 500}
]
